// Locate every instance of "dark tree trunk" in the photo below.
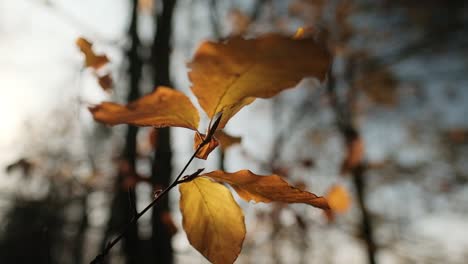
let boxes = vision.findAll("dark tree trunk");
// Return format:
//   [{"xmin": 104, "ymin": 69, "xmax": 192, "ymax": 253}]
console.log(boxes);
[
  {"xmin": 150, "ymin": 0, "xmax": 177, "ymax": 263},
  {"xmin": 327, "ymin": 68, "xmax": 377, "ymax": 264},
  {"xmin": 73, "ymin": 196, "xmax": 88, "ymax": 264},
  {"xmin": 100, "ymin": 0, "xmax": 142, "ymax": 263}
]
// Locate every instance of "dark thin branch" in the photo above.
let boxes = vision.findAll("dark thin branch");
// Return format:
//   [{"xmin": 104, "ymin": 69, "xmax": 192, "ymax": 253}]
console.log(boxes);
[
  {"xmin": 90, "ymin": 146, "xmax": 203, "ymax": 264},
  {"xmin": 176, "ymin": 168, "xmax": 205, "ymax": 184},
  {"xmin": 89, "ymin": 114, "xmax": 222, "ymax": 264},
  {"xmin": 326, "ymin": 67, "xmax": 377, "ymax": 264}
]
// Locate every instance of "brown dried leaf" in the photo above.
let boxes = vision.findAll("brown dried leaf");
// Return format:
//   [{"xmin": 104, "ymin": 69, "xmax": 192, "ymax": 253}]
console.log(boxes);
[
  {"xmin": 205, "ymin": 170, "xmax": 329, "ymax": 209},
  {"xmin": 76, "ymin": 37, "xmax": 109, "ymax": 69},
  {"xmin": 193, "ymin": 132, "xmax": 219, "ymax": 160},
  {"xmin": 189, "ymin": 33, "xmax": 331, "ymax": 128},
  {"xmin": 89, "ymin": 86, "xmax": 199, "ymax": 130}
]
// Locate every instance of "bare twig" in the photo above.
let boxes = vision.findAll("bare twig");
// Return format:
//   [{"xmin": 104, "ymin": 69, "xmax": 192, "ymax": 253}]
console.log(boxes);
[
  {"xmin": 177, "ymin": 168, "xmax": 205, "ymax": 184},
  {"xmin": 326, "ymin": 67, "xmax": 377, "ymax": 264},
  {"xmin": 89, "ymin": 114, "xmax": 222, "ymax": 264}
]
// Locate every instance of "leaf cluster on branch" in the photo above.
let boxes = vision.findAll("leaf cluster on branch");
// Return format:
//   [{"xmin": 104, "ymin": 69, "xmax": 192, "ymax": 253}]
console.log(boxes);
[{"xmin": 80, "ymin": 32, "xmax": 334, "ymax": 264}]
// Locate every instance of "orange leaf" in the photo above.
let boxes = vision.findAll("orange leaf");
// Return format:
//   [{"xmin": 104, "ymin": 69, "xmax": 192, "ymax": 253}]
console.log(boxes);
[
  {"xmin": 76, "ymin": 37, "xmax": 109, "ymax": 69},
  {"xmin": 89, "ymin": 86, "xmax": 199, "ymax": 130},
  {"xmin": 214, "ymin": 130, "xmax": 241, "ymax": 151},
  {"xmin": 341, "ymin": 134, "xmax": 364, "ymax": 174},
  {"xmin": 189, "ymin": 33, "xmax": 331, "ymax": 128},
  {"xmin": 179, "ymin": 177, "xmax": 245, "ymax": 264},
  {"xmin": 193, "ymin": 132, "xmax": 219, "ymax": 160},
  {"xmin": 326, "ymin": 184, "xmax": 351, "ymax": 213},
  {"xmin": 205, "ymin": 170, "xmax": 329, "ymax": 209}
]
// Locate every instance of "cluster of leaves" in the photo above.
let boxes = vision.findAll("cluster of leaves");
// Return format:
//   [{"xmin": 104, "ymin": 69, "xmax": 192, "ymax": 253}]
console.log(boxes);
[{"xmin": 80, "ymin": 32, "xmax": 338, "ymax": 263}]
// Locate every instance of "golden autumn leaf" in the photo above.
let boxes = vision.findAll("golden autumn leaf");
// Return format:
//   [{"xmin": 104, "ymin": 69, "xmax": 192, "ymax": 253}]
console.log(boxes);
[
  {"xmin": 326, "ymin": 184, "xmax": 351, "ymax": 213},
  {"xmin": 179, "ymin": 177, "xmax": 246, "ymax": 264},
  {"xmin": 214, "ymin": 130, "xmax": 241, "ymax": 151},
  {"xmin": 193, "ymin": 132, "xmax": 219, "ymax": 160},
  {"xmin": 205, "ymin": 170, "xmax": 329, "ymax": 209},
  {"xmin": 89, "ymin": 86, "xmax": 199, "ymax": 130},
  {"xmin": 76, "ymin": 37, "xmax": 109, "ymax": 69},
  {"xmin": 189, "ymin": 33, "xmax": 332, "ymax": 128}
]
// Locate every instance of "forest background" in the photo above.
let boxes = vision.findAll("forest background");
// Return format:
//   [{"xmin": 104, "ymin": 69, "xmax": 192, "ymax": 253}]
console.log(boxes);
[{"xmin": 0, "ymin": 0, "xmax": 468, "ymax": 263}]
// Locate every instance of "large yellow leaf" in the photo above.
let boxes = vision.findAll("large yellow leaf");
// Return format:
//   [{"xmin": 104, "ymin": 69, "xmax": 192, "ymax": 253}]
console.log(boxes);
[
  {"xmin": 188, "ymin": 33, "xmax": 331, "ymax": 128},
  {"xmin": 89, "ymin": 86, "xmax": 199, "ymax": 130},
  {"xmin": 179, "ymin": 177, "xmax": 245, "ymax": 264},
  {"xmin": 205, "ymin": 170, "xmax": 329, "ymax": 209}
]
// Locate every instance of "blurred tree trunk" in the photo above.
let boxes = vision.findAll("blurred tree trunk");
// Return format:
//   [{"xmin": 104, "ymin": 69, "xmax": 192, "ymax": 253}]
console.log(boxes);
[
  {"xmin": 327, "ymin": 67, "xmax": 376, "ymax": 264},
  {"xmin": 101, "ymin": 0, "xmax": 142, "ymax": 263},
  {"xmin": 150, "ymin": 0, "xmax": 177, "ymax": 263},
  {"xmin": 72, "ymin": 196, "xmax": 88, "ymax": 264}
]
